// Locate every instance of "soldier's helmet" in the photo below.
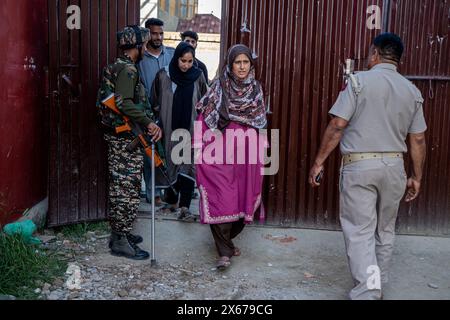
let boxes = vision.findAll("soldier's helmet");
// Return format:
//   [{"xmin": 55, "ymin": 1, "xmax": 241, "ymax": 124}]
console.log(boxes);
[{"xmin": 117, "ymin": 25, "xmax": 150, "ymax": 49}]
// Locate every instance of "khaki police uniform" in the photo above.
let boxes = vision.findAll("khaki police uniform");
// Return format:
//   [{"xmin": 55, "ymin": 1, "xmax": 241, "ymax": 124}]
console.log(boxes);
[{"xmin": 329, "ymin": 63, "xmax": 427, "ymax": 300}]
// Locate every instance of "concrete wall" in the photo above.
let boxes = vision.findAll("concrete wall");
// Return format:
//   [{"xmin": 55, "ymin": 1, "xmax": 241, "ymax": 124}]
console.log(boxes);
[{"xmin": 158, "ymin": 8, "xmax": 180, "ymax": 31}]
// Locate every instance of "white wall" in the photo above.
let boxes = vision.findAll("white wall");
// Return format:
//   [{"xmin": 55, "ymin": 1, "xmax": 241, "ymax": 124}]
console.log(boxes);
[
  {"xmin": 198, "ymin": 0, "xmax": 222, "ymax": 18},
  {"xmin": 140, "ymin": 0, "xmax": 158, "ymax": 26}
]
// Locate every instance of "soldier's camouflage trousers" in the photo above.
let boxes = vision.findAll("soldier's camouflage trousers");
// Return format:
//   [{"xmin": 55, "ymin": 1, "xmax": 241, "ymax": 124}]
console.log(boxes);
[{"xmin": 105, "ymin": 133, "xmax": 144, "ymax": 233}]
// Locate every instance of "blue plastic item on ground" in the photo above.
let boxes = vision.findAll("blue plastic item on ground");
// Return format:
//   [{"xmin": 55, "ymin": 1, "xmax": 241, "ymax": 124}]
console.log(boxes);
[{"xmin": 3, "ymin": 220, "xmax": 41, "ymax": 244}]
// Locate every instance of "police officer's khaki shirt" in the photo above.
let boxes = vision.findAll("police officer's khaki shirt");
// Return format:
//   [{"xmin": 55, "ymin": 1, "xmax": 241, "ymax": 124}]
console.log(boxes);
[{"xmin": 329, "ymin": 63, "xmax": 427, "ymax": 155}]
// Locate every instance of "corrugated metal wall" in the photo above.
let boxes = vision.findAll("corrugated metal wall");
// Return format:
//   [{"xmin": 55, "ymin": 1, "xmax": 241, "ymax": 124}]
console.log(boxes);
[
  {"xmin": 48, "ymin": 0, "xmax": 141, "ymax": 226},
  {"xmin": 222, "ymin": 0, "xmax": 450, "ymax": 235},
  {"xmin": 389, "ymin": 0, "xmax": 450, "ymax": 235},
  {"xmin": 0, "ymin": 0, "xmax": 49, "ymax": 227}
]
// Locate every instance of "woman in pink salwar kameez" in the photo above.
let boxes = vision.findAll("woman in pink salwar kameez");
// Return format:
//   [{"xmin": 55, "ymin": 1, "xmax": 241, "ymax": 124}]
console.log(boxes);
[{"xmin": 195, "ymin": 45, "xmax": 268, "ymax": 270}]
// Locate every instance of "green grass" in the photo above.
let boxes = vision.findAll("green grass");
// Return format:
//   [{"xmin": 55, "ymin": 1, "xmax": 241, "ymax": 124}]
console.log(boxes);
[
  {"xmin": 0, "ymin": 233, "xmax": 67, "ymax": 300},
  {"xmin": 0, "ymin": 221, "xmax": 109, "ymax": 299},
  {"xmin": 57, "ymin": 221, "xmax": 110, "ymax": 240}
]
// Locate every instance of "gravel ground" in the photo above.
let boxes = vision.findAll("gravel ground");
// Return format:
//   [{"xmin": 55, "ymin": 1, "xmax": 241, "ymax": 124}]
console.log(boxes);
[
  {"xmin": 34, "ymin": 234, "xmax": 269, "ymax": 301},
  {"xmin": 28, "ymin": 198, "xmax": 450, "ymax": 301}
]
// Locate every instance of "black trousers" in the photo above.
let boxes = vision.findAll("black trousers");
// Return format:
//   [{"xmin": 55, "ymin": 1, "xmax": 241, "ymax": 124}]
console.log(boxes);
[
  {"xmin": 210, "ymin": 219, "xmax": 246, "ymax": 258},
  {"xmin": 165, "ymin": 174, "xmax": 195, "ymax": 209}
]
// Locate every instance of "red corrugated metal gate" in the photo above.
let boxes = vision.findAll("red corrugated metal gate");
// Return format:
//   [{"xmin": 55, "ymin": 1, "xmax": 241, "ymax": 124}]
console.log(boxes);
[
  {"xmin": 48, "ymin": 0, "xmax": 450, "ymax": 236},
  {"xmin": 48, "ymin": 0, "xmax": 140, "ymax": 226},
  {"xmin": 389, "ymin": 0, "xmax": 450, "ymax": 235},
  {"xmin": 222, "ymin": 0, "xmax": 450, "ymax": 235},
  {"xmin": 0, "ymin": 0, "xmax": 48, "ymax": 227}
]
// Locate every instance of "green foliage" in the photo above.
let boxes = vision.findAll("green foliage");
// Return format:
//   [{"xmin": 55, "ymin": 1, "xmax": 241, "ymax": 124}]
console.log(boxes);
[
  {"xmin": 0, "ymin": 233, "xmax": 67, "ymax": 300},
  {"xmin": 57, "ymin": 222, "xmax": 110, "ymax": 240}
]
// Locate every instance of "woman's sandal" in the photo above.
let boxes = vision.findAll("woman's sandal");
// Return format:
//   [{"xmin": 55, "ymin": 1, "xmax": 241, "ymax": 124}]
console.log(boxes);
[
  {"xmin": 161, "ymin": 204, "xmax": 178, "ymax": 213},
  {"xmin": 216, "ymin": 256, "xmax": 231, "ymax": 270},
  {"xmin": 178, "ymin": 208, "xmax": 198, "ymax": 222}
]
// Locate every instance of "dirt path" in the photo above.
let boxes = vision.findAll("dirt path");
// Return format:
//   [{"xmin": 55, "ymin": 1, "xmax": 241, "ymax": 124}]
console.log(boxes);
[{"xmin": 35, "ymin": 202, "xmax": 450, "ymax": 300}]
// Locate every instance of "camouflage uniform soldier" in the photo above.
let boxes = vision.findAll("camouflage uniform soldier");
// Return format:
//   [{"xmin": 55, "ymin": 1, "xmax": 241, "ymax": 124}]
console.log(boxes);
[{"xmin": 98, "ymin": 25, "xmax": 162, "ymax": 260}]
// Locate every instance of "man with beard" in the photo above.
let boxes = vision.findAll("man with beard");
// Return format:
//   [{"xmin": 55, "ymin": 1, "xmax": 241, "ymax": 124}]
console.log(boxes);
[{"xmin": 139, "ymin": 18, "xmax": 175, "ymax": 206}]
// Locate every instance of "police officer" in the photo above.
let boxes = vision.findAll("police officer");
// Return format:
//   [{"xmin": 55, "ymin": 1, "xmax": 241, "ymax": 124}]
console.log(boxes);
[
  {"xmin": 100, "ymin": 26, "xmax": 162, "ymax": 260},
  {"xmin": 309, "ymin": 33, "xmax": 427, "ymax": 299}
]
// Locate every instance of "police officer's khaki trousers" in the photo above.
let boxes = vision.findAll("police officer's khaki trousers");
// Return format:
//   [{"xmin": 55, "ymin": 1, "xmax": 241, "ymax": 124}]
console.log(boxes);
[{"xmin": 339, "ymin": 158, "xmax": 407, "ymax": 300}]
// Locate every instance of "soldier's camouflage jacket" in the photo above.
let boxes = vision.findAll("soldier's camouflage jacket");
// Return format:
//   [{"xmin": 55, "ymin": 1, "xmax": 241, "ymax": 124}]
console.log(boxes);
[{"xmin": 97, "ymin": 55, "xmax": 154, "ymax": 129}]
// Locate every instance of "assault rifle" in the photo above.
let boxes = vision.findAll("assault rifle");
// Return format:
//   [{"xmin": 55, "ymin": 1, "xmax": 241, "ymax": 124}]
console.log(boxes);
[{"xmin": 101, "ymin": 94, "xmax": 175, "ymax": 193}]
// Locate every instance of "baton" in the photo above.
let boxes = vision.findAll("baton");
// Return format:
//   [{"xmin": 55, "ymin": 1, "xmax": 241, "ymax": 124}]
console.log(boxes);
[{"xmin": 151, "ymin": 141, "xmax": 157, "ymax": 266}]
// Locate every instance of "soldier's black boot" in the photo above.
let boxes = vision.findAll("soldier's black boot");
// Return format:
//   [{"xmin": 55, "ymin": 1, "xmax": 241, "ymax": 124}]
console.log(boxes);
[
  {"xmin": 109, "ymin": 231, "xmax": 149, "ymax": 260},
  {"xmin": 127, "ymin": 233, "xmax": 143, "ymax": 244},
  {"xmin": 109, "ymin": 232, "xmax": 143, "ymax": 248}
]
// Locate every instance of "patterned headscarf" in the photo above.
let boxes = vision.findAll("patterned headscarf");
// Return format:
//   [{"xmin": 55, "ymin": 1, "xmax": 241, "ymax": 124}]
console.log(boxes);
[{"xmin": 197, "ymin": 44, "xmax": 267, "ymax": 130}]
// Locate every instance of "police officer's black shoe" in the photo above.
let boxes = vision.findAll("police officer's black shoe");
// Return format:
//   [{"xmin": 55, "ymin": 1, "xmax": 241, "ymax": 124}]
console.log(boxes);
[
  {"xmin": 108, "ymin": 232, "xmax": 143, "ymax": 248},
  {"xmin": 110, "ymin": 231, "xmax": 149, "ymax": 260}
]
